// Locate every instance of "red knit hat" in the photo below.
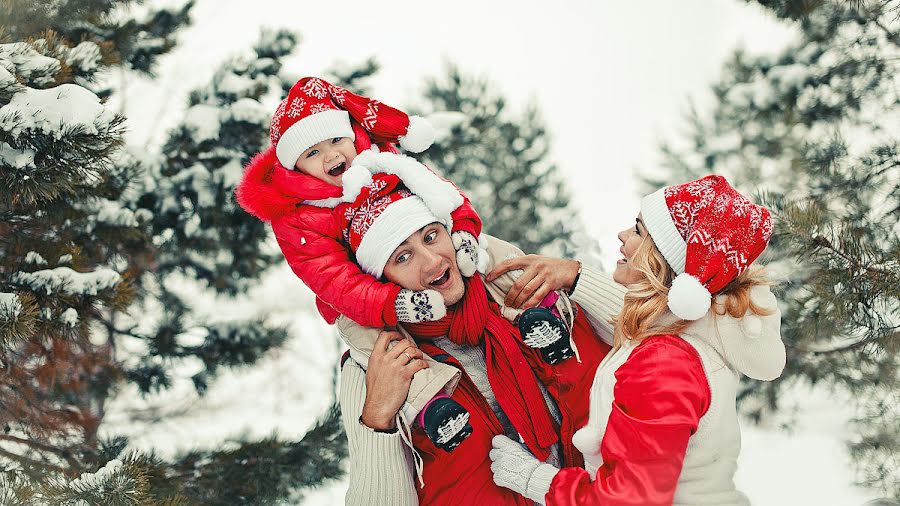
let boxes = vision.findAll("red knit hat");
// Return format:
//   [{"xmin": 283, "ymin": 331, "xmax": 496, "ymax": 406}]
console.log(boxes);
[
  {"xmin": 339, "ymin": 173, "xmax": 462, "ymax": 278},
  {"xmin": 640, "ymin": 175, "xmax": 773, "ymax": 320},
  {"xmin": 270, "ymin": 77, "xmax": 435, "ymax": 170}
]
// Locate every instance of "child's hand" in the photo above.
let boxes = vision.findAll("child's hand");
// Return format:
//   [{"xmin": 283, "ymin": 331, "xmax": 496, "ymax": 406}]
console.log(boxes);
[
  {"xmin": 395, "ymin": 289, "xmax": 447, "ymax": 323},
  {"xmin": 451, "ymin": 231, "xmax": 487, "ymax": 277}
]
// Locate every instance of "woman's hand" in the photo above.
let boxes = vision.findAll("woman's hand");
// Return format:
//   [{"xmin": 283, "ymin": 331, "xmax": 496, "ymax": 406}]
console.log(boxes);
[
  {"xmin": 360, "ymin": 330, "xmax": 428, "ymax": 430},
  {"xmin": 486, "ymin": 255, "xmax": 581, "ymax": 309},
  {"xmin": 490, "ymin": 435, "xmax": 559, "ymax": 503}
]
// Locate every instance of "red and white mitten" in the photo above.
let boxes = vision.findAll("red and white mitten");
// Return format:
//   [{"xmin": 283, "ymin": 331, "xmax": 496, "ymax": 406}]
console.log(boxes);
[{"xmin": 394, "ymin": 289, "xmax": 447, "ymax": 323}]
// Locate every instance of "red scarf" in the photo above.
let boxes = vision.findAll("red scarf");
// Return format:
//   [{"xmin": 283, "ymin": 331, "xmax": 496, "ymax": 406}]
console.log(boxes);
[{"xmin": 406, "ymin": 276, "xmax": 558, "ymax": 460}]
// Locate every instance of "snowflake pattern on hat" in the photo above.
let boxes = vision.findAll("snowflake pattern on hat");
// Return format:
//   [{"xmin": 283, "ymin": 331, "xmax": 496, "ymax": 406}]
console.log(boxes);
[
  {"xmin": 342, "ymin": 178, "xmax": 393, "ymax": 242},
  {"xmin": 270, "ymin": 100, "xmax": 287, "ymax": 143},
  {"xmin": 329, "ymin": 85, "xmax": 347, "ymax": 105},
  {"xmin": 287, "ymin": 97, "xmax": 305, "ymax": 118},
  {"xmin": 363, "ymin": 101, "xmax": 380, "ymax": 130},
  {"xmin": 309, "ymin": 103, "xmax": 332, "ymax": 115},
  {"xmin": 302, "ymin": 78, "xmax": 329, "ymax": 99}
]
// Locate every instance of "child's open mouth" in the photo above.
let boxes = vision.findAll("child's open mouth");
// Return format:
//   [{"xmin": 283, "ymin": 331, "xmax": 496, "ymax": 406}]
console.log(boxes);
[
  {"xmin": 328, "ymin": 162, "xmax": 347, "ymax": 177},
  {"xmin": 429, "ymin": 269, "xmax": 451, "ymax": 287}
]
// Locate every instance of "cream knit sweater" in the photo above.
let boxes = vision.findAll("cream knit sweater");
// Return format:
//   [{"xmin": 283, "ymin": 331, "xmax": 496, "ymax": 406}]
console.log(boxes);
[{"xmin": 339, "ymin": 266, "xmax": 625, "ymax": 505}]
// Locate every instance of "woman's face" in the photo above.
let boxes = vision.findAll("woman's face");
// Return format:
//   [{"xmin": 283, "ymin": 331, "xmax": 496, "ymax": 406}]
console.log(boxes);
[
  {"xmin": 613, "ymin": 214, "xmax": 648, "ymax": 286},
  {"xmin": 382, "ymin": 223, "xmax": 466, "ymax": 306}
]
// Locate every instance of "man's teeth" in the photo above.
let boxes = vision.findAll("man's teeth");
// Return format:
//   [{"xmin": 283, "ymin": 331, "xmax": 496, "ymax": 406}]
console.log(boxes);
[{"xmin": 431, "ymin": 270, "xmax": 449, "ymax": 285}]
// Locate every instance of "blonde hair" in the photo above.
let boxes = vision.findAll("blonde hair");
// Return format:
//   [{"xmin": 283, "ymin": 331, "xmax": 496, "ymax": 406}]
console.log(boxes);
[{"xmin": 612, "ymin": 235, "xmax": 773, "ymax": 347}]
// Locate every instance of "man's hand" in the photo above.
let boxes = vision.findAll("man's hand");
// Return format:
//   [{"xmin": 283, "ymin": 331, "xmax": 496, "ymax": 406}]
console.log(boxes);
[
  {"xmin": 486, "ymin": 255, "xmax": 580, "ymax": 309},
  {"xmin": 361, "ymin": 331, "xmax": 428, "ymax": 430}
]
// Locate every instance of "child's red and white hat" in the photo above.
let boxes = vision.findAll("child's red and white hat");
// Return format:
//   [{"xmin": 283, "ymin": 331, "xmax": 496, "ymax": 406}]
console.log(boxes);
[
  {"xmin": 640, "ymin": 175, "xmax": 774, "ymax": 320},
  {"xmin": 339, "ymin": 173, "xmax": 462, "ymax": 278},
  {"xmin": 270, "ymin": 77, "xmax": 435, "ymax": 169}
]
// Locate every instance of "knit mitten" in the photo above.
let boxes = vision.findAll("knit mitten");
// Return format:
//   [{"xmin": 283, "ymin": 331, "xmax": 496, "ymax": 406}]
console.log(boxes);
[
  {"xmin": 518, "ymin": 307, "xmax": 574, "ymax": 365},
  {"xmin": 422, "ymin": 397, "xmax": 473, "ymax": 452},
  {"xmin": 395, "ymin": 289, "xmax": 447, "ymax": 323},
  {"xmin": 451, "ymin": 230, "xmax": 486, "ymax": 277},
  {"xmin": 489, "ymin": 435, "xmax": 558, "ymax": 504}
]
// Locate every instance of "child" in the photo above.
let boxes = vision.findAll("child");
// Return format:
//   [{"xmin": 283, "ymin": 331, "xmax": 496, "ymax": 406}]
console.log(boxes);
[
  {"xmin": 237, "ymin": 77, "xmax": 573, "ymax": 450},
  {"xmin": 489, "ymin": 175, "xmax": 787, "ymax": 504}
]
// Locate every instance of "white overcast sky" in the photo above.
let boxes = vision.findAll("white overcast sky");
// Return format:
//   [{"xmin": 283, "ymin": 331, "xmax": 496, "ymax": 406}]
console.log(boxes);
[{"xmin": 119, "ymin": 0, "xmax": 796, "ymax": 267}]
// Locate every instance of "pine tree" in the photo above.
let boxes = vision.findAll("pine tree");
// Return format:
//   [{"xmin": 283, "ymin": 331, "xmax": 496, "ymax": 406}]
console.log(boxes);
[
  {"xmin": 645, "ymin": 0, "xmax": 899, "ymax": 498},
  {"xmin": 1, "ymin": 1, "xmax": 348, "ymax": 502},
  {"xmin": 418, "ymin": 65, "xmax": 603, "ymax": 264}
]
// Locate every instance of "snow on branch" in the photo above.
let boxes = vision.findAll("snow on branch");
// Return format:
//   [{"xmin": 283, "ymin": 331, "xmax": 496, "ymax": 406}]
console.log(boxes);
[
  {"xmin": 64, "ymin": 41, "xmax": 102, "ymax": 74},
  {"xmin": 11, "ymin": 267, "xmax": 121, "ymax": 296},
  {"xmin": 0, "ymin": 83, "xmax": 118, "ymax": 140},
  {"xmin": 0, "ymin": 292, "xmax": 23, "ymax": 320},
  {"xmin": 0, "ymin": 42, "xmax": 60, "ymax": 87}
]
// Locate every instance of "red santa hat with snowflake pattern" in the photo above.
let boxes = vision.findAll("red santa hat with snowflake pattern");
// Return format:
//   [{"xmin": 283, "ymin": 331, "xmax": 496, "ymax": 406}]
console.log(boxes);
[
  {"xmin": 640, "ymin": 175, "xmax": 774, "ymax": 320},
  {"xmin": 270, "ymin": 77, "xmax": 435, "ymax": 171},
  {"xmin": 339, "ymin": 173, "xmax": 462, "ymax": 278}
]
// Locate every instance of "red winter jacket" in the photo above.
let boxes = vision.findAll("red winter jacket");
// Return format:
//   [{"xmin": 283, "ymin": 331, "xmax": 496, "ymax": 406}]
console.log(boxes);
[
  {"xmin": 546, "ymin": 335, "xmax": 710, "ymax": 505},
  {"xmin": 235, "ymin": 147, "xmax": 482, "ymax": 326},
  {"xmin": 409, "ymin": 309, "xmax": 611, "ymax": 505}
]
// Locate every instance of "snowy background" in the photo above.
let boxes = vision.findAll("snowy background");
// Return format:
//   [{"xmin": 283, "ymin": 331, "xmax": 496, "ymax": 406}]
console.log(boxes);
[{"xmin": 101, "ymin": 1, "xmax": 882, "ymax": 504}]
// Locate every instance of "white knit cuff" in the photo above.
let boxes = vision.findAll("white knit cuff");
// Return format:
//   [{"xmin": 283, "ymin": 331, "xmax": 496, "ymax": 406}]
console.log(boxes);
[
  {"xmin": 275, "ymin": 109, "xmax": 354, "ymax": 169},
  {"xmin": 568, "ymin": 266, "xmax": 626, "ymax": 342},
  {"xmin": 640, "ymin": 188, "xmax": 687, "ymax": 274},
  {"xmin": 571, "ymin": 267, "xmax": 626, "ymax": 318},
  {"xmin": 526, "ymin": 463, "xmax": 559, "ymax": 504}
]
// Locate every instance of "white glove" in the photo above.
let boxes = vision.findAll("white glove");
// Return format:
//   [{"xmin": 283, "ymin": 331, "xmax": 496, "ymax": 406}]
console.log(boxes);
[
  {"xmin": 489, "ymin": 435, "xmax": 559, "ymax": 504},
  {"xmin": 451, "ymin": 231, "xmax": 488, "ymax": 277},
  {"xmin": 394, "ymin": 289, "xmax": 447, "ymax": 323},
  {"xmin": 349, "ymin": 146, "xmax": 380, "ymax": 169}
]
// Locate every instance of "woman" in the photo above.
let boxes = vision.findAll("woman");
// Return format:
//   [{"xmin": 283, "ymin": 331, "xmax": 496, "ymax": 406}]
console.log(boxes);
[
  {"xmin": 335, "ymin": 176, "xmax": 627, "ymax": 505},
  {"xmin": 489, "ymin": 175, "xmax": 786, "ymax": 505}
]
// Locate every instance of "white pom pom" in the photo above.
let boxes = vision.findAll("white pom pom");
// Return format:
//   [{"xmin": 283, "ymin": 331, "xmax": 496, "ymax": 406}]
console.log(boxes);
[
  {"xmin": 340, "ymin": 165, "xmax": 373, "ymax": 203},
  {"xmin": 398, "ymin": 115, "xmax": 435, "ymax": 153},
  {"xmin": 667, "ymin": 273, "xmax": 711, "ymax": 320}
]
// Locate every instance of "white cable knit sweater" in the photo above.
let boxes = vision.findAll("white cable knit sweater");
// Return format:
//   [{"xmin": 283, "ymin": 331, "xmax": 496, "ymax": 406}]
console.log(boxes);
[{"xmin": 339, "ymin": 266, "xmax": 625, "ymax": 505}]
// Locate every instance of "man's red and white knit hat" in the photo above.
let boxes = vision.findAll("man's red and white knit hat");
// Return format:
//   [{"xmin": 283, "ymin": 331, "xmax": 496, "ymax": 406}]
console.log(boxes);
[
  {"xmin": 270, "ymin": 77, "xmax": 435, "ymax": 169},
  {"xmin": 339, "ymin": 173, "xmax": 462, "ymax": 278},
  {"xmin": 640, "ymin": 175, "xmax": 774, "ymax": 320}
]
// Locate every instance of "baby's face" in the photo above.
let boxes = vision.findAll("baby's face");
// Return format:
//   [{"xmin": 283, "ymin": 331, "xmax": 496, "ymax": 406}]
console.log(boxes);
[{"xmin": 294, "ymin": 137, "xmax": 357, "ymax": 186}]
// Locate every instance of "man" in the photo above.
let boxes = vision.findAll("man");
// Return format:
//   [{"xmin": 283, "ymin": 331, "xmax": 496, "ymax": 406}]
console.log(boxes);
[{"xmin": 335, "ymin": 181, "xmax": 626, "ymax": 505}]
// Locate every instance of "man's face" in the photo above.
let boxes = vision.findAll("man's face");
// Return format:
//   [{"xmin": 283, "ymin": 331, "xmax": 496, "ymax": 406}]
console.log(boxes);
[
  {"xmin": 293, "ymin": 136, "xmax": 356, "ymax": 187},
  {"xmin": 382, "ymin": 223, "xmax": 465, "ymax": 306}
]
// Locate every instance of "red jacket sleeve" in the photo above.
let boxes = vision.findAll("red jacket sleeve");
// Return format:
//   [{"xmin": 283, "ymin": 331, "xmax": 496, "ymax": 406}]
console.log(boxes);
[
  {"xmin": 449, "ymin": 189, "xmax": 482, "ymax": 237},
  {"xmin": 546, "ymin": 335, "xmax": 710, "ymax": 506},
  {"xmin": 272, "ymin": 214, "xmax": 402, "ymax": 327}
]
